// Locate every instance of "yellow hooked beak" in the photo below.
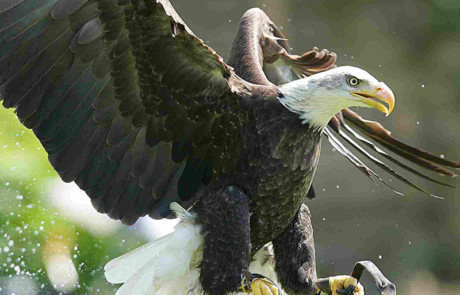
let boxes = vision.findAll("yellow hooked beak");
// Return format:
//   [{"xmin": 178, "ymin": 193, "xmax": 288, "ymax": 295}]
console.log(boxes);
[{"xmin": 350, "ymin": 82, "xmax": 395, "ymax": 116}]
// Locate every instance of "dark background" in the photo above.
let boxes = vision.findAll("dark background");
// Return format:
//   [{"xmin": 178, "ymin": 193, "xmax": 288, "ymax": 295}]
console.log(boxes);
[{"xmin": 1, "ymin": 0, "xmax": 459, "ymax": 294}]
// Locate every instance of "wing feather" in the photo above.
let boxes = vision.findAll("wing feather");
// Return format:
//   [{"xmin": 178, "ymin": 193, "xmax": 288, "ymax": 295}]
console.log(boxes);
[
  {"xmin": 324, "ymin": 128, "xmax": 405, "ymax": 196},
  {"xmin": 0, "ymin": 0, "xmax": 265, "ymax": 224},
  {"xmin": 0, "ymin": 0, "xmax": 25, "ymax": 13},
  {"xmin": 342, "ymin": 123, "xmax": 454, "ymax": 188},
  {"xmin": 343, "ymin": 109, "xmax": 460, "ymax": 172}
]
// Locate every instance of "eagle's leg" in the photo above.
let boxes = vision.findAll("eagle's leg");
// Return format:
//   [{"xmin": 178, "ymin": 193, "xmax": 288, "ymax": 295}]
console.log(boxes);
[
  {"xmin": 272, "ymin": 204, "xmax": 319, "ymax": 295},
  {"xmin": 195, "ymin": 185, "xmax": 253, "ymax": 295},
  {"xmin": 272, "ymin": 204, "xmax": 364, "ymax": 295}
]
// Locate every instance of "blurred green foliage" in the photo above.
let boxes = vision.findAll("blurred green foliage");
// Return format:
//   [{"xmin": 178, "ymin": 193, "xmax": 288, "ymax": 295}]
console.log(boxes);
[
  {"xmin": 0, "ymin": 107, "xmax": 146, "ymax": 293},
  {"xmin": 1, "ymin": 1, "xmax": 460, "ymax": 294}
]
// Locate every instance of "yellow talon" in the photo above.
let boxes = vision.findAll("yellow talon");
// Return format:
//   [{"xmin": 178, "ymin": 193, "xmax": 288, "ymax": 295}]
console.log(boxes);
[
  {"xmin": 329, "ymin": 275, "xmax": 364, "ymax": 295},
  {"xmin": 241, "ymin": 273, "xmax": 279, "ymax": 295},
  {"xmin": 250, "ymin": 278, "xmax": 279, "ymax": 295}
]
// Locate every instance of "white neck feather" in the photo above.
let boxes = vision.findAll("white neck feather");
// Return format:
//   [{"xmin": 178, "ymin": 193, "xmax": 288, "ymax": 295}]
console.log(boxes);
[{"xmin": 278, "ymin": 76, "xmax": 350, "ymax": 130}]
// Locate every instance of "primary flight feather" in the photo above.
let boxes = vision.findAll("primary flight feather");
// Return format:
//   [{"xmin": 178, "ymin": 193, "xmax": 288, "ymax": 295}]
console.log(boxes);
[{"xmin": 0, "ymin": 1, "xmax": 457, "ymax": 295}]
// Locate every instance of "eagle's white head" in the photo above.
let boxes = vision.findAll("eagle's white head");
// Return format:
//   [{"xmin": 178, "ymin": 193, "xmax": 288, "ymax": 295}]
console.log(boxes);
[{"xmin": 278, "ymin": 66, "xmax": 395, "ymax": 129}]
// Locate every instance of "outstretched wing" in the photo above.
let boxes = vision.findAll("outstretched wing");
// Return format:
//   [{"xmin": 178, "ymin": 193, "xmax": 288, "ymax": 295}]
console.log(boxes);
[
  {"xmin": 229, "ymin": 8, "xmax": 459, "ymax": 197},
  {"xmin": 0, "ymin": 0, "xmax": 261, "ymax": 224}
]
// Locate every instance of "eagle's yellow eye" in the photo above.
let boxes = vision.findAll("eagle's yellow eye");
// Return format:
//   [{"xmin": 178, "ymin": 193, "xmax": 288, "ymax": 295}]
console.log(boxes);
[{"xmin": 347, "ymin": 76, "xmax": 360, "ymax": 87}]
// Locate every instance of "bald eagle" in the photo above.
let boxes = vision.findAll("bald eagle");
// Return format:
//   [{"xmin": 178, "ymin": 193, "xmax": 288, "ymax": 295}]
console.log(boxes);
[{"xmin": 0, "ymin": 1, "xmax": 458, "ymax": 295}]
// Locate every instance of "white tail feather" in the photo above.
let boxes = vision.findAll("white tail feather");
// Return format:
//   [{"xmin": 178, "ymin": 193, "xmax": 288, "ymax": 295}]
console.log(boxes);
[
  {"xmin": 105, "ymin": 203, "xmax": 281, "ymax": 295},
  {"xmin": 105, "ymin": 203, "xmax": 203, "ymax": 295},
  {"xmin": 104, "ymin": 234, "xmax": 173, "ymax": 284}
]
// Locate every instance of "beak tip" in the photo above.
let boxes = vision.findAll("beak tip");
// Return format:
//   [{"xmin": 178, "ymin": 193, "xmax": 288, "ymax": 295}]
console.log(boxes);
[{"xmin": 379, "ymin": 82, "xmax": 395, "ymax": 117}]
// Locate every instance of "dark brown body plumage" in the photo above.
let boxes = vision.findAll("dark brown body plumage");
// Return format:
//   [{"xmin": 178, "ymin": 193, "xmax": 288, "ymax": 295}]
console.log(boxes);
[
  {"xmin": 195, "ymin": 97, "xmax": 321, "ymax": 250},
  {"xmin": 235, "ymin": 100, "xmax": 321, "ymax": 250},
  {"xmin": 1, "ymin": 1, "xmax": 458, "ymax": 295}
]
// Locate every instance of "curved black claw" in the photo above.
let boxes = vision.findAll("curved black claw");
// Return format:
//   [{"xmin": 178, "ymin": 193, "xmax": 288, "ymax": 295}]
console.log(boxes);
[
  {"xmin": 240, "ymin": 270, "xmax": 252, "ymax": 292},
  {"xmin": 336, "ymin": 284, "xmax": 356, "ymax": 295},
  {"xmin": 239, "ymin": 270, "xmax": 280, "ymax": 293}
]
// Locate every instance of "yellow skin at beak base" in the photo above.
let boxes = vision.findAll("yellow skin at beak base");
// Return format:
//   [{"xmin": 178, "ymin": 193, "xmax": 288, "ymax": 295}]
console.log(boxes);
[{"xmin": 350, "ymin": 83, "xmax": 395, "ymax": 116}]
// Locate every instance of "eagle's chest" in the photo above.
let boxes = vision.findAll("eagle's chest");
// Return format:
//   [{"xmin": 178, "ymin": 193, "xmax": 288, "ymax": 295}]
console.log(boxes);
[{"xmin": 236, "ymin": 136, "xmax": 321, "ymax": 251}]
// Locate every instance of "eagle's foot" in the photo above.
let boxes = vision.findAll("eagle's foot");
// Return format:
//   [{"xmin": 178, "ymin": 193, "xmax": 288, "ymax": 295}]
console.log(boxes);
[
  {"xmin": 329, "ymin": 275, "xmax": 364, "ymax": 295},
  {"xmin": 240, "ymin": 271, "xmax": 279, "ymax": 295}
]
